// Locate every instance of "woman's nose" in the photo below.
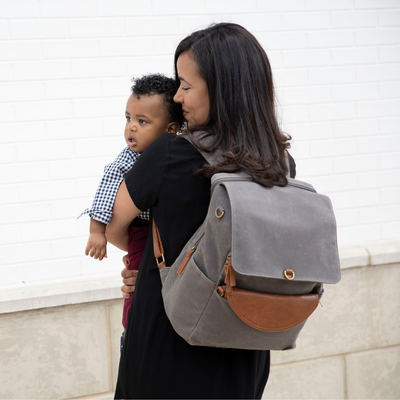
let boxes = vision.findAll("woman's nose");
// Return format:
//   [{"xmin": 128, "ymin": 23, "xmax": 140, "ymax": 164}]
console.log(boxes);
[{"xmin": 173, "ymin": 90, "xmax": 182, "ymax": 104}]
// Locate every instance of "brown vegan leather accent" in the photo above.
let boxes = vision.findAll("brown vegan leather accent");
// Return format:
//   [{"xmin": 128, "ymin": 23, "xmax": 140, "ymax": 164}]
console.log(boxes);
[
  {"xmin": 177, "ymin": 249, "xmax": 194, "ymax": 275},
  {"xmin": 223, "ymin": 259, "xmax": 319, "ymax": 332},
  {"xmin": 226, "ymin": 287, "xmax": 319, "ymax": 332},
  {"xmin": 152, "ymin": 220, "xmax": 166, "ymax": 269}
]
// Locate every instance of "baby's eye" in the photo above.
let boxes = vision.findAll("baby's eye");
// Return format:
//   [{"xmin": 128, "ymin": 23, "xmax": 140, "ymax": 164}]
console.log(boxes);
[
  {"xmin": 139, "ymin": 119, "xmax": 147, "ymax": 124},
  {"xmin": 125, "ymin": 116, "xmax": 131, "ymax": 122}
]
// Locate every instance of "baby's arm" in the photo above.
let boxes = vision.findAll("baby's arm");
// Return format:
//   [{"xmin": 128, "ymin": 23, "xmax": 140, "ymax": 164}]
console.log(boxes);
[{"xmin": 85, "ymin": 218, "xmax": 108, "ymax": 261}]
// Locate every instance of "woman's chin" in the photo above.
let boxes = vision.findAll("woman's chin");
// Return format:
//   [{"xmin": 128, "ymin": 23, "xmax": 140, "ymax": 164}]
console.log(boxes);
[{"xmin": 187, "ymin": 122, "xmax": 201, "ymax": 131}]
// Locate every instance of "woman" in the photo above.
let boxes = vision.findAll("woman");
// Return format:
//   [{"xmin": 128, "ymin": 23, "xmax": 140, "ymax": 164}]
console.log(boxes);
[{"xmin": 107, "ymin": 23, "xmax": 295, "ymax": 399}]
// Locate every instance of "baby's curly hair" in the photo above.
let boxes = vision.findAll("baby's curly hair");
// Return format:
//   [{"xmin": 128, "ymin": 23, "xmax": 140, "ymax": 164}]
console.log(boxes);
[{"xmin": 131, "ymin": 74, "xmax": 184, "ymax": 129}]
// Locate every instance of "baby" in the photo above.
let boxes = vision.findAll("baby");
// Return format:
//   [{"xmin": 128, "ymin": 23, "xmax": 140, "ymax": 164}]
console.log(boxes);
[
  {"xmin": 81, "ymin": 74, "xmax": 183, "ymax": 260},
  {"xmin": 80, "ymin": 73, "xmax": 184, "ymax": 332}
]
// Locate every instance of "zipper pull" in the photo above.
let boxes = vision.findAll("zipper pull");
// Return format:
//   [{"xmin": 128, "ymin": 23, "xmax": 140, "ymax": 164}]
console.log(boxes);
[
  {"xmin": 177, "ymin": 246, "xmax": 196, "ymax": 275},
  {"xmin": 224, "ymin": 253, "xmax": 235, "ymax": 294}
]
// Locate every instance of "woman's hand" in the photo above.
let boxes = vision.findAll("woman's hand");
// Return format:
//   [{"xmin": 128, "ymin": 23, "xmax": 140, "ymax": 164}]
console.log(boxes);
[{"xmin": 121, "ymin": 254, "xmax": 138, "ymax": 298}]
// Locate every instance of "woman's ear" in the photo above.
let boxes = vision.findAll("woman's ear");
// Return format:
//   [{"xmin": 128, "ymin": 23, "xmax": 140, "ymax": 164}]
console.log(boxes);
[{"xmin": 167, "ymin": 122, "xmax": 180, "ymax": 134}]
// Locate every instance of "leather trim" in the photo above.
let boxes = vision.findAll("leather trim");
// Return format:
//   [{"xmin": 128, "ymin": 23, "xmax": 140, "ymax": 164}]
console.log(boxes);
[
  {"xmin": 152, "ymin": 219, "xmax": 166, "ymax": 269},
  {"xmin": 226, "ymin": 287, "xmax": 319, "ymax": 332},
  {"xmin": 223, "ymin": 257, "xmax": 319, "ymax": 332}
]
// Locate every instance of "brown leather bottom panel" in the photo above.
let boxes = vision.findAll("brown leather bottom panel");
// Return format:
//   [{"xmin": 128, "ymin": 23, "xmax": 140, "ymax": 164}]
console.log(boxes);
[{"xmin": 227, "ymin": 287, "xmax": 319, "ymax": 332}]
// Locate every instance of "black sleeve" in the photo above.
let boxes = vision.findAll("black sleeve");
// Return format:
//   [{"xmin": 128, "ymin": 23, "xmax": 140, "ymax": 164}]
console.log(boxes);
[{"xmin": 124, "ymin": 134, "xmax": 170, "ymax": 212}]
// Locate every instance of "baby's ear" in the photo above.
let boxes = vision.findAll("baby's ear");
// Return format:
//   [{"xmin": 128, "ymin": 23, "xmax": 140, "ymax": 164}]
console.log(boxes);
[{"xmin": 167, "ymin": 122, "xmax": 180, "ymax": 134}]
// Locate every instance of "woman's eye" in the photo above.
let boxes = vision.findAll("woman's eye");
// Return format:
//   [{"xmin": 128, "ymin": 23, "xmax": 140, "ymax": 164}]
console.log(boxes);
[{"xmin": 182, "ymin": 87, "xmax": 189, "ymax": 91}]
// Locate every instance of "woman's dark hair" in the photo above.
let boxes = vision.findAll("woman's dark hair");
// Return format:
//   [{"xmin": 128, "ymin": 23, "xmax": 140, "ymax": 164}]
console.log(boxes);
[
  {"xmin": 174, "ymin": 23, "xmax": 291, "ymax": 187},
  {"xmin": 131, "ymin": 73, "xmax": 184, "ymax": 129}
]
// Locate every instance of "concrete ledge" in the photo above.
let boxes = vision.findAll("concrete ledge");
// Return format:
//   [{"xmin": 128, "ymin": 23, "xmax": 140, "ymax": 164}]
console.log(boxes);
[
  {"xmin": 263, "ymin": 355, "xmax": 346, "ymax": 399},
  {"xmin": 339, "ymin": 240, "xmax": 400, "ymax": 270},
  {"xmin": 0, "ymin": 275, "xmax": 122, "ymax": 314},
  {"xmin": 264, "ymin": 345, "xmax": 400, "ymax": 400},
  {"xmin": 1, "ymin": 240, "xmax": 399, "ymax": 399},
  {"xmin": 346, "ymin": 345, "xmax": 400, "ymax": 399},
  {"xmin": 0, "ymin": 301, "xmax": 115, "ymax": 398},
  {"xmin": 338, "ymin": 245, "xmax": 369, "ymax": 269},
  {"xmin": 367, "ymin": 241, "xmax": 400, "ymax": 266},
  {"xmin": 1, "ymin": 240, "xmax": 399, "ymax": 315}
]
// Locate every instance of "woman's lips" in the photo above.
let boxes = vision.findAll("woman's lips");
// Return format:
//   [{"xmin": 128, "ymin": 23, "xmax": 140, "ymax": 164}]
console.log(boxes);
[{"xmin": 182, "ymin": 110, "xmax": 188, "ymax": 117}]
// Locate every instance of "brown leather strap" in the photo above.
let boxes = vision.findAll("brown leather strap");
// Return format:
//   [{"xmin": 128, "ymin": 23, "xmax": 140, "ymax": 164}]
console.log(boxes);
[{"xmin": 152, "ymin": 219, "xmax": 166, "ymax": 269}]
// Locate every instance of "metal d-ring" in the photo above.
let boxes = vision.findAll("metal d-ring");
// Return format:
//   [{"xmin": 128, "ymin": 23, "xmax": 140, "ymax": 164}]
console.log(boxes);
[
  {"xmin": 284, "ymin": 269, "xmax": 295, "ymax": 281},
  {"xmin": 215, "ymin": 207, "xmax": 225, "ymax": 219}
]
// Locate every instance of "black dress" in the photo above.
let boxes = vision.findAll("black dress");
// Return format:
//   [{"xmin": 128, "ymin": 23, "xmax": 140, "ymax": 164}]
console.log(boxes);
[{"xmin": 114, "ymin": 133, "xmax": 270, "ymax": 399}]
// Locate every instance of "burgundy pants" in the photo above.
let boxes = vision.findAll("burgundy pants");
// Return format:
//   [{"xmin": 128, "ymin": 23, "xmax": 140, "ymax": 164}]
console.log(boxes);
[{"xmin": 122, "ymin": 218, "xmax": 149, "ymax": 329}]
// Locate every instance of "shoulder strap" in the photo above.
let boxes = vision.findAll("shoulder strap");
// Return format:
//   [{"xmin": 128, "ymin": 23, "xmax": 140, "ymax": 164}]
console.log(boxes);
[
  {"xmin": 181, "ymin": 131, "xmax": 223, "ymax": 166},
  {"xmin": 183, "ymin": 131, "xmax": 291, "ymax": 178},
  {"xmin": 152, "ymin": 131, "xmax": 219, "ymax": 269},
  {"xmin": 285, "ymin": 150, "xmax": 291, "ymax": 178}
]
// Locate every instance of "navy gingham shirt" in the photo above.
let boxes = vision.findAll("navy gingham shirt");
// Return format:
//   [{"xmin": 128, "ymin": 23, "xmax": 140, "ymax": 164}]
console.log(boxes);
[{"xmin": 79, "ymin": 146, "xmax": 150, "ymax": 225}]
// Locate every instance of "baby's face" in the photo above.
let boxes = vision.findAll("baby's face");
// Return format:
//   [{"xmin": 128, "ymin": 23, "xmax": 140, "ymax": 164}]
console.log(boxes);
[{"xmin": 124, "ymin": 94, "xmax": 173, "ymax": 153}]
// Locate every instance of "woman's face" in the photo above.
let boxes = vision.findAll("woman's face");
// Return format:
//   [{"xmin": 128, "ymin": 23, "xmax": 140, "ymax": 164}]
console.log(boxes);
[{"xmin": 174, "ymin": 51, "xmax": 210, "ymax": 129}]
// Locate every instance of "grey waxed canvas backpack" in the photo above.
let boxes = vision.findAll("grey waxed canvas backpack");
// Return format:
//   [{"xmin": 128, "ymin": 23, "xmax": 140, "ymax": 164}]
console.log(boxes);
[{"xmin": 152, "ymin": 133, "xmax": 341, "ymax": 351}]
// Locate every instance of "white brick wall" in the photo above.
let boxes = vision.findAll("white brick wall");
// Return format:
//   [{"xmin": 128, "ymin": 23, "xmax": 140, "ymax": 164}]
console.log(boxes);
[{"xmin": 0, "ymin": 0, "xmax": 399, "ymax": 287}]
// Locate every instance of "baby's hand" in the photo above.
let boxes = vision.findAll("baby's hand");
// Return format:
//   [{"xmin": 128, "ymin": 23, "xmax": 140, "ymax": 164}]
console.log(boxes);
[{"xmin": 85, "ymin": 233, "xmax": 107, "ymax": 261}]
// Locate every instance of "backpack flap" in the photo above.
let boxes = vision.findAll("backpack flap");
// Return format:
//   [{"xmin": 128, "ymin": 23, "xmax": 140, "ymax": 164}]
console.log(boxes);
[{"xmin": 212, "ymin": 174, "xmax": 341, "ymax": 286}]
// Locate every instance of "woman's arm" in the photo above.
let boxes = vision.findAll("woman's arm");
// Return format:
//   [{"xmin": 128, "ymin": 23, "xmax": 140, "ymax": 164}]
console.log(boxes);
[{"xmin": 106, "ymin": 180, "xmax": 142, "ymax": 251}]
